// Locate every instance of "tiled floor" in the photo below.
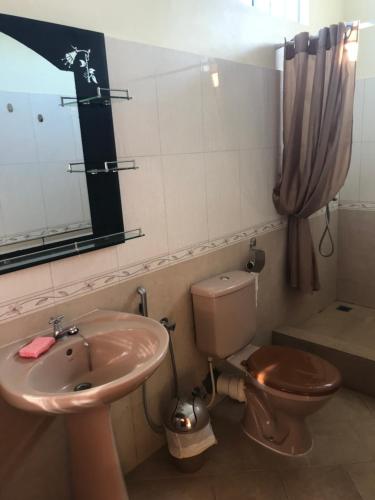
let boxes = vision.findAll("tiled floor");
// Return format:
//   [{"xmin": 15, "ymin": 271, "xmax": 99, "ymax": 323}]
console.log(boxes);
[{"xmin": 126, "ymin": 389, "xmax": 375, "ymax": 499}]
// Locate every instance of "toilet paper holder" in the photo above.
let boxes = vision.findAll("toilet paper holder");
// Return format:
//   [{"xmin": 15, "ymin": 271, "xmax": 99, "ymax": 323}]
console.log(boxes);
[{"xmin": 246, "ymin": 238, "xmax": 265, "ymax": 273}]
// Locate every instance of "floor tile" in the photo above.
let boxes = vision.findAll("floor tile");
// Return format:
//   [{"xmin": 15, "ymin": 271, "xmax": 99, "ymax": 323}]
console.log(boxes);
[
  {"xmin": 127, "ymin": 476, "xmax": 215, "ymax": 500},
  {"xmin": 214, "ymin": 470, "xmax": 287, "ymax": 500},
  {"xmin": 308, "ymin": 419, "xmax": 373, "ymax": 466},
  {"xmin": 345, "ymin": 462, "xmax": 375, "ymax": 500},
  {"xmin": 282, "ymin": 465, "xmax": 362, "ymax": 500},
  {"xmin": 127, "ymin": 394, "xmax": 375, "ymax": 499},
  {"xmin": 308, "ymin": 388, "xmax": 371, "ymax": 424},
  {"xmin": 351, "ymin": 417, "xmax": 375, "ymax": 460},
  {"xmin": 359, "ymin": 393, "xmax": 375, "ymax": 416},
  {"xmin": 127, "ymin": 447, "xmax": 185, "ymax": 481}
]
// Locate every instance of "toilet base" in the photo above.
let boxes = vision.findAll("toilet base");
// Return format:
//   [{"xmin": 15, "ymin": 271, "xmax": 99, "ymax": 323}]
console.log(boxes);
[
  {"xmin": 241, "ymin": 418, "xmax": 313, "ymax": 457},
  {"xmin": 241, "ymin": 382, "xmax": 335, "ymax": 457}
]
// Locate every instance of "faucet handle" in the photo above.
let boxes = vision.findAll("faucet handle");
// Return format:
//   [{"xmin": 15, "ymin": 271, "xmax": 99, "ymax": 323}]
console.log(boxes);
[{"xmin": 49, "ymin": 315, "xmax": 64, "ymax": 326}]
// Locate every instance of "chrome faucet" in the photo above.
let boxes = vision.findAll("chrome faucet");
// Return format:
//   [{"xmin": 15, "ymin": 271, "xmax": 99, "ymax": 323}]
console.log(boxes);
[{"xmin": 49, "ymin": 315, "xmax": 79, "ymax": 340}]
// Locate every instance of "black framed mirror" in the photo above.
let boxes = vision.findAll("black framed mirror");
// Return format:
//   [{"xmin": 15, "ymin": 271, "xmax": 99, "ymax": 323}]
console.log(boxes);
[{"xmin": 0, "ymin": 13, "xmax": 141, "ymax": 275}]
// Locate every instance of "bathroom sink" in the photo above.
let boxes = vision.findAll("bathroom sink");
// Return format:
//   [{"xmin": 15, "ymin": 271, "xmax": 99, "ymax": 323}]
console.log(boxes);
[
  {"xmin": 0, "ymin": 310, "xmax": 169, "ymax": 414},
  {"xmin": 0, "ymin": 310, "xmax": 169, "ymax": 500}
]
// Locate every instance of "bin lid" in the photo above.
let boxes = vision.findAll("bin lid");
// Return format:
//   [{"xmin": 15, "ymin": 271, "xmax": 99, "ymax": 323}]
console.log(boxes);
[{"xmin": 165, "ymin": 396, "xmax": 209, "ymax": 433}]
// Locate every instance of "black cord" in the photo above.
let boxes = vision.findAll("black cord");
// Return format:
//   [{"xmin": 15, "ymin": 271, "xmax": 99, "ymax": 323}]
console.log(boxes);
[{"xmin": 318, "ymin": 204, "xmax": 334, "ymax": 258}]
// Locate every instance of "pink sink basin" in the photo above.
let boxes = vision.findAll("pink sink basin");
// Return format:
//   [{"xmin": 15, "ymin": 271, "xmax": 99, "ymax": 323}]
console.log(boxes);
[
  {"xmin": 0, "ymin": 310, "xmax": 170, "ymax": 500},
  {"xmin": 0, "ymin": 310, "xmax": 169, "ymax": 414}
]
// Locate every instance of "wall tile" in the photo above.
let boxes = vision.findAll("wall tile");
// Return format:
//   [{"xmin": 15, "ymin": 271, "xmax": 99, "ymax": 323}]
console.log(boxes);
[
  {"xmin": 362, "ymin": 78, "xmax": 375, "ymax": 142},
  {"xmin": 105, "ymin": 37, "xmax": 157, "ymax": 83},
  {"xmin": 162, "ymin": 153, "xmax": 208, "ymax": 252},
  {"xmin": 50, "ymin": 247, "xmax": 118, "ymax": 288},
  {"xmin": 340, "ymin": 142, "xmax": 361, "ymax": 202},
  {"xmin": 337, "ymin": 210, "xmax": 375, "ymax": 308},
  {"xmin": 111, "ymin": 78, "xmax": 160, "ymax": 157},
  {"xmin": 0, "ymin": 263, "xmax": 53, "ymax": 304},
  {"xmin": 263, "ymin": 67, "xmax": 281, "ymax": 149},
  {"xmin": 240, "ymin": 148, "xmax": 279, "ymax": 229},
  {"xmin": 237, "ymin": 65, "xmax": 268, "ymax": 150},
  {"xmin": 205, "ymin": 150, "xmax": 241, "ymax": 239},
  {"xmin": 117, "ymin": 156, "xmax": 168, "ymax": 267},
  {"xmin": 156, "ymin": 49, "xmax": 203, "ymax": 154},
  {"xmin": 359, "ymin": 142, "xmax": 375, "ymax": 202},
  {"xmin": 153, "ymin": 46, "xmax": 203, "ymax": 75},
  {"xmin": 353, "ymin": 79, "xmax": 364, "ymax": 143},
  {"xmin": 201, "ymin": 58, "xmax": 241, "ymax": 151}
]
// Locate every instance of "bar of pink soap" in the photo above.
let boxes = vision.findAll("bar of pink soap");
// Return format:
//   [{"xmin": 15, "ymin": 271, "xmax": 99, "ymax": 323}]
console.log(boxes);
[{"xmin": 19, "ymin": 336, "xmax": 56, "ymax": 359}]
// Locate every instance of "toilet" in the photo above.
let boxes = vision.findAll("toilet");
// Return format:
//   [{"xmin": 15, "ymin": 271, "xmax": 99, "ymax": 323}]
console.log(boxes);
[{"xmin": 191, "ymin": 271, "xmax": 342, "ymax": 456}]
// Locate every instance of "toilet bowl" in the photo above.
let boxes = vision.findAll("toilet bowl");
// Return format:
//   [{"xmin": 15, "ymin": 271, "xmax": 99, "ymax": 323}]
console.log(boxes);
[
  {"xmin": 228, "ymin": 344, "xmax": 341, "ymax": 456},
  {"xmin": 191, "ymin": 271, "xmax": 342, "ymax": 457}
]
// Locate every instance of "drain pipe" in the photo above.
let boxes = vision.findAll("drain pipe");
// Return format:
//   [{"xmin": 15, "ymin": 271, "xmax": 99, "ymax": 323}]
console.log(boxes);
[
  {"xmin": 204, "ymin": 356, "xmax": 246, "ymax": 405},
  {"xmin": 216, "ymin": 373, "xmax": 247, "ymax": 403},
  {"xmin": 137, "ymin": 287, "xmax": 179, "ymax": 435}
]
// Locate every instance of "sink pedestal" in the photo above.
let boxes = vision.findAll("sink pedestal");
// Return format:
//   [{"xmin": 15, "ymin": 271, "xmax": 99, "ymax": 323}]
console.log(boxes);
[{"xmin": 66, "ymin": 405, "xmax": 128, "ymax": 500}]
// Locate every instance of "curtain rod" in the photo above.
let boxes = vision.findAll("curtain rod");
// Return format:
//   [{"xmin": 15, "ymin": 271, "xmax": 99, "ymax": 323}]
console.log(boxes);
[{"xmin": 274, "ymin": 21, "xmax": 365, "ymax": 50}]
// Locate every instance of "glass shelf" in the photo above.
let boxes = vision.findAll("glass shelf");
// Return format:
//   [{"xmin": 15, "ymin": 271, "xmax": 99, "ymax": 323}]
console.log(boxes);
[
  {"xmin": 67, "ymin": 159, "xmax": 139, "ymax": 175},
  {"xmin": 0, "ymin": 229, "xmax": 144, "ymax": 274},
  {"xmin": 61, "ymin": 87, "xmax": 132, "ymax": 107}
]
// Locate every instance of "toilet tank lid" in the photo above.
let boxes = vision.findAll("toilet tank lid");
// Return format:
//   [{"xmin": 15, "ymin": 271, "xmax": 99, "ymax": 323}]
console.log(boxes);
[{"xmin": 191, "ymin": 271, "xmax": 255, "ymax": 298}]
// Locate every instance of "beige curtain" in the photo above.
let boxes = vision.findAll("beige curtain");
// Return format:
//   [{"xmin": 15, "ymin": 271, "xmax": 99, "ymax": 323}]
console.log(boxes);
[{"xmin": 273, "ymin": 23, "xmax": 357, "ymax": 293}]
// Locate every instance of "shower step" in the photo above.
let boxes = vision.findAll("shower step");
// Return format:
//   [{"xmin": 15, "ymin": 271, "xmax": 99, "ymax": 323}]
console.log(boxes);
[{"xmin": 273, "ymin": 323, "xmax": 375, "ymax": 398}]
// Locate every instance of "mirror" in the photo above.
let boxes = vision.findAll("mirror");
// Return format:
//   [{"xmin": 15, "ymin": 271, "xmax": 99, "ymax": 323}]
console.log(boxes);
[
  {"xmin": 0, "ymin": 32, "xmax": 92, "ymax": 255},
  {"xmin": 0, "ymin": 14, "xmax": 133, "ymax": 274}
]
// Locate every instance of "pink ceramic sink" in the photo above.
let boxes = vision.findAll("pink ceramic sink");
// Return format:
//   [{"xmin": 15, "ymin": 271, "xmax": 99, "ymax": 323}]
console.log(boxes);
[
  {"xmin": 0, "ymin": 310, "xmax": 169, "ymax": 414},
  {"xmin": 0, "ymin": 310, "xmax": 169, "ymax": 500}
]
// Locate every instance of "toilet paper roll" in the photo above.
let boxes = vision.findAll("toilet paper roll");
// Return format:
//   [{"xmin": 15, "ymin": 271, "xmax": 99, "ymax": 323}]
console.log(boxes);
[{"xmin": 246, "ymin": 248, "xmax": 265, "ymax": 273}]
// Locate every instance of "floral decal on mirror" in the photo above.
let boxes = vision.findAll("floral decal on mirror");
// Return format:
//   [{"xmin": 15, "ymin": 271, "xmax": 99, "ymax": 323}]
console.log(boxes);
[{"xmin": 62, "ymin": 46, "xmax": 98, "ymax": 84}]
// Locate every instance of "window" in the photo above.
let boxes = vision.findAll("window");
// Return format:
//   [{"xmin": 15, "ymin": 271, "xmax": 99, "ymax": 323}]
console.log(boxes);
[{"xmin": 251, "ymin": 0, "xmax": 309, "ymax": 25}]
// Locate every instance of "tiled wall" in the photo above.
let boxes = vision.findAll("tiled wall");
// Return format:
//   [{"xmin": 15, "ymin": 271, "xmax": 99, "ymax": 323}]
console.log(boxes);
[
  {"xmin": 337, "ymin": 209, "xmax": 375, "ymax": 307},
  {"xmin": 341, "ymin": 77, "xmax": 375, "ymax": 206},
  {"xmin": 338, "ymin": 77, "xmax": 375, "ymax": 306},
  {"xmin": 0, "ymin": 37, "xmax": 280, "ymax": 323},
  {"xmin": 108, "ymin": 37, "xmax": 280, "ymax": 271}
]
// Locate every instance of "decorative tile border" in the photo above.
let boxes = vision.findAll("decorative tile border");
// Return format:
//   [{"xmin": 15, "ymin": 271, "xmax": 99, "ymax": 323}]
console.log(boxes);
[
  {"xmin": 0, "ymin": 217, "xmax": 287, "ymax": 323},
  {"xmin": 0, "ymin": 221, "xmax": 92, "ymax": 246},
  {"xmin": 0, "ymin": 203, "xmax": 339, "ymax": 324},
  {"xmin": 339, "ymin": 201, "xmax": 375, "ymax": 212}
]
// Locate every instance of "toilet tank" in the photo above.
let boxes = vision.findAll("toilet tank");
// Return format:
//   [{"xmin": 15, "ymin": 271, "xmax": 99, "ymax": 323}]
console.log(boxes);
[{"xmin": 191, "ymin": 271, "xmax": 257, "ymax": 359}]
